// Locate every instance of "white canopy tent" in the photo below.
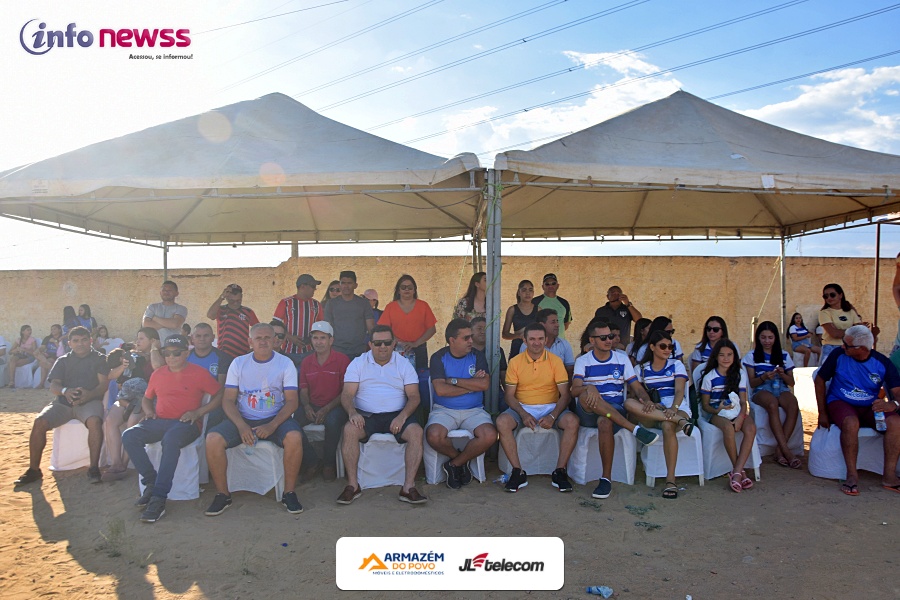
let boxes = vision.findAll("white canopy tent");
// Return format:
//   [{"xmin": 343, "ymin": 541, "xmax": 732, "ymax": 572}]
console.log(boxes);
[
  {"xmin": 0, "ymin": 93, "xmax": 484, "ymax": 260},
  {"xmin": 481, "ymin": 91, "xmax": 900, "ymax": 409}
]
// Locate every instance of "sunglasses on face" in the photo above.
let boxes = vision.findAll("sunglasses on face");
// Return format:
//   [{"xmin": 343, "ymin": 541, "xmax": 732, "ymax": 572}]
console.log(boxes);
[
  {"xmin": 590, "ymin": 334, "xmax": 615, "ymax": 341},
  {"xmin": 655, "ymin": 343, "xmax": 675, "ymax": 351},
  {"xmin": 842, "ymin": 341, "xmax": 862, "ymax": 350},
  {"xmin": 459, "ymin": 335, "xmax": 473, "ymax": 341},
  {"xmin": 329, "ymin": 287, "xmax": 340, "ymax": 293},
  {"xmin": 371, "ymin": 339, "xmax": 394, "ymax": 347},
  {"xmin": 399, "ymin": 285, "xmax": 415, "ymax": 291},
  {"xmin": 706, "ymin": 326, "xmax": 722, "ymax": 333},
  {"xmin": 823, "ymin": 292, "xmax": 839, "ymax": 299},
  {"xmin": 160, "ymin": 349, "xmax": 186, "ymax": 358}
]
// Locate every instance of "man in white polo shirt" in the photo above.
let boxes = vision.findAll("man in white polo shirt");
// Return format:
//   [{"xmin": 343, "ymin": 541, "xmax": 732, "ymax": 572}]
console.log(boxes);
[{"xmin": 337, "ymin": 325, "xmax": 427, "ymax": 505}]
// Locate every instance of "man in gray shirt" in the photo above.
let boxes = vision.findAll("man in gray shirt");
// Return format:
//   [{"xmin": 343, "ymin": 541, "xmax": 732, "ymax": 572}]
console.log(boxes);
[
  {"xmin": 324, "ymin": 271, "xmax": 375, "ymax": 359},
  {"xmin": 143, "ymin": 280, "xmax": 188, "ymax": 341}
]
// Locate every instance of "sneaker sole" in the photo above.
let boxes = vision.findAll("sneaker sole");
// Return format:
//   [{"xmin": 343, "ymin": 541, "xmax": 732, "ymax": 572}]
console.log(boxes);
[
  {"xmin": 635, "ymin": 430, "xmax": 661, "ymax": 446},
  {"xmin": 282, "ymin": 499, "xmax": 304, "ymax": 514},
  {"xmin": 336, "ymin": 493, "xmax": 362, "ymax": 505},
  {"xmin": 141, "ymin": 510, "xmax": 165, "ymax": 523},
  {"xmin": 14, "ymin": 477, "xmax": 42, "ymax": 486},
  {"xmin": 204, "ymin": 503, "xmax": 232, "ymax": 516},
  {"xmin": 591, "ymin": 491, "xmax": 611, "ymax": 499},
  {"xmin": 398, "ymin": 496, "xmax": 428, "ymax": 504},
  {"xmin": 551, "ymin": 482, "xmax": 574, "ymax": 492},
  {"xmin": 504, "ymin": 481, "xmax": 528, "ymax": 493}
]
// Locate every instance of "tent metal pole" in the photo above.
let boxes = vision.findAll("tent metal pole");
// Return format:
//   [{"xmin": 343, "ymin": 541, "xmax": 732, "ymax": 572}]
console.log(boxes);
[
  {"xmin": 471, "ymin": 236, "xmax": 479, "ymax": 273},
  {"xmin": 291, "ymin": 241, "xmax": 299, "ymax": 259},
  {"xmin": 780, "ymin": 236, "xmax": 786, "ymax": 338},
  {"xmin": 163, "ymin": 242, "xmax": 169, "ymax": 281},
  {"xmin": 485, "ymin": 169, "xmax": 502, "ymax": 414},
  {"xmin": 874, "ymin": 221, "xmax": 882, "ymax": 330}
]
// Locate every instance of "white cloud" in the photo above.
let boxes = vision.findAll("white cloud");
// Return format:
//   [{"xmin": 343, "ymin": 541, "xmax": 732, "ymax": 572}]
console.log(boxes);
[
  {"xmin": 740, "ymin": 67, "xmax": 900, "ymax": 153},
  {"xmin": 428, "ymin": 50, "xmax": 681, "ymax": 159},
  {"xmin": 563, "ymin": 50, "xmax": 660, "ymax": 76},
  {"xmin": 390, "ymin": 65, "xmax": 413, "ymax": 74},
  {"xmin": 473, "ymin": 44, "xmax": 483, "ymax": 50}
]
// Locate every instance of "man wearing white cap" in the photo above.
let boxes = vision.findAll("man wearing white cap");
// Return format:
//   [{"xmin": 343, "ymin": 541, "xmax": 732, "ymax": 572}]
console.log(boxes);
[{"xmin": 295, "ymin": 321, "xmax": 350, "ymax": 482}]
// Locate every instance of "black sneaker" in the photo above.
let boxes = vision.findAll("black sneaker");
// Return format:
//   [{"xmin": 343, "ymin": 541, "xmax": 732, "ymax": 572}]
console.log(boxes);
[
  {"xmin": 135, "ymin": 484, "xmax": 154, "ymax": 508},
  {"xmin": 504, "ymin": 468, "xmax": 528, "ymax": 493},
  {"xmin": 443, "ymin": 461, "xmax": 462, "ymax": 490},
  {"xmin": 592, "ymin": 477, "xmax": 612, "ymax": 499},
  {"xmin": 281, "ymin": 491, "xmax": 304, "ymax": 514},
  {"xmin": 551, "ymin": 468, "xmax": 573, "ymax": 492},
  {"xmin": 87, "ymin": 467, "xmax": 102, "ymax": 484},
  {"xmin": 204, "ymin": 493, "xmax": 232, "ymax": 516},
  {"xmin": 634, "ymin": 425, "xmax": 660, "ymax": 446},
  {"xmin": 14, "ymin": 468, "xmax": 42, "ymax": 486},
  {"xmin": 140, "ymin": 497, "xmax": 166, "ymax": 523},
  {"xmin": 459, "ymin": 462, "xmax": 473, "ymax": 486}
]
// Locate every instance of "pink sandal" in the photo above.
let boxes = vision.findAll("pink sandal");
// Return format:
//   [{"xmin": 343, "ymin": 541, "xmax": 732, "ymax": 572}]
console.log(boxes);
[
  {"xmin": 740, "ymin": 469, "xmax": 754, "ymax": 490},
  {"xmin": 729, "ymin": 472, "xmax": 743, "ymax": 493}
]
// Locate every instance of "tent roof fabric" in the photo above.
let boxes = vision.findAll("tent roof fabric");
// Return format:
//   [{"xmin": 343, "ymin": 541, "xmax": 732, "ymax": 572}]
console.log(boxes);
[
  {"xmin": 0, "ymin": 93, "xmax": 482, "ymax": 244},
  {"xmin": 494, "ymin": 91, "xmax": 900, "ymax": 238}
]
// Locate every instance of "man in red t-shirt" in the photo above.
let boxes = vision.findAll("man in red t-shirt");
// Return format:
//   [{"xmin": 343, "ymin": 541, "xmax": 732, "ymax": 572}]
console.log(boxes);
[
  {"xmin": 122, "ymin": 334, "xmax": 221, "ymax": 523},
  {"xmin": 294, "ymin": 321, "xmax": 350, "ymax": 482},
  {"xmin": 206, "ymin": 283, "xmax": 259, "ymax": 359}
]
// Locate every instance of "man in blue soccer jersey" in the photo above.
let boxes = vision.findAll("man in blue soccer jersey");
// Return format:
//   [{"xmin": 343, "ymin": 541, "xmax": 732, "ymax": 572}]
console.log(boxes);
[
  {"xmin": 425, "ymin": 319, "xmax": 497, "ymax": 490},
  {"xmin": 571, "ymin": 320, "xmax": 660, "ymax": 500},
  {"xmin": 815, "ymin": 324, "xmax": 900, "ymax": 496}
]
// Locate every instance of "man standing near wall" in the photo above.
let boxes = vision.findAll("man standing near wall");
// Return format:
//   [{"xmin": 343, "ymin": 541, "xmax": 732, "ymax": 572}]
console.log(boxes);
[
  {"xmin": 593, "ymin": 286, "xmax": 642, "ymax": 349},
  {"xmin": 273, "ymin": 274, "xmax": 323, "ymax": 365},
  {"xmin": 206, "ymin": 284, "xmax": 259, "ymax": 360},
  {"xmin": 143, "ymin": 281, "xmax": 188, "ymax": 342},
  {"xmin": 325, "ymin": 271, "xmax": 375, "ymax": 360},
  {"xmin": 532, "ymin": 273, "xmax": 573, "ymax": 339}
]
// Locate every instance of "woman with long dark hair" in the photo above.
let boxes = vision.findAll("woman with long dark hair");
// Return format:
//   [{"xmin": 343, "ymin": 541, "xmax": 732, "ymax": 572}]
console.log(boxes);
[
  {"xmin": 627, "ymin": 318, "xmax": 652, "ymax": 364},
  {"xmin": 818, "ymin": 283, "xmax": 862, "ymax": 362},
  {"xmin": 699, "ymin": 339, "xmax": 757, "ymax": 493},
  {"xmin": 742, "ymin": 321, "xmax": 801, "ymax": 470},
  {"xmin": 5, "ymin": 325, "xmax": 38, "ymax": 388},
  {"xmin": 378, "ymin": 274, "xmax": 437, "ymax": 372},
  {"xmin": 501, "ymin": 280, "xmax": 537, "ymax": 358},
  {"xmin": 453, "ymin": 271, "xmax": 487, "ymax": 321},
  {"xmin": 77, "ymin": 304, "xmax": 98, "ymax": 332},
  {"xmin": 788, "ymin": 312, "xmax": 821, "ymax": 367},
  {"xmin": 690, "ymin": 316, "xmax": 740, "ymax": 372},
  {"xmin": 320, "ymin": 280, "xmax": 341, "ymax": 307},
  {"xmin": 635, "ymin": 316, "xmax": 684, "ymax": 363}
]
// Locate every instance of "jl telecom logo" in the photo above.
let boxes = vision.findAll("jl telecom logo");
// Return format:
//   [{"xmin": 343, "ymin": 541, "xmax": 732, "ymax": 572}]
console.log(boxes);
[
  {"xmin": 458, "ymin": 552, "xmax": 545, "ymax": 572},
  {"xmin": 358, "ymin": 554, "xmax": 389, "ymax": 571},
  {"xmin": 459, "ymin": 552, "xmax": 489, "ymax": 571},
  {"xmin": 20, "ymin": 19, "xmax": 191, "ymax": 55}
]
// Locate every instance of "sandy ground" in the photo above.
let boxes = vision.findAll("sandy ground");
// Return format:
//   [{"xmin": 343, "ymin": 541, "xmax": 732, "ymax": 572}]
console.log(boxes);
[{"xmin": 0, "ymin": 386, "xmax": 898, "ymax": 600}]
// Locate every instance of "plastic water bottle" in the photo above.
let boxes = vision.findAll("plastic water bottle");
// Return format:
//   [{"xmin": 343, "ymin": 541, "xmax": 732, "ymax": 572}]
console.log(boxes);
[
  {"xmin": 243, "ymin": 433, "xmax": 258, "ymax": 455},
  {"xmin": 586, "ymin": 586, "xmax": 614, "ymax": 598},
  {"xmin": 492, "ymin": 473, "xmax": 510, "ymax": 484},
  {"xmin": 875, "ymin": 410, "xmax": 887, "ymax": 432}
]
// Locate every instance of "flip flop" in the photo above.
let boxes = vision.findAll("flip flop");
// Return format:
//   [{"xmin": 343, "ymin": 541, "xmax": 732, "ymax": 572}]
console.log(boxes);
[
  {"xmin": 740, "ymin": 469, "xmax": 754, "ymax": 490},
  {"xmin": 775, "ymin": 456, "xmax": 789, "ymax": 468},
  {"xmin": 729, "ymin": 472, "xmax": 743, "ymax": 493},
  {"xmin": 788, "ymin": 458, "xmax": 802, "ymax": 470},
  {"xmin": 662, "ymin": 481, "xmax": 678, "ymax": 499},
  {"xmin": 882, "ymin": 483, "xmax": 900, "ymax": 494},
  {"xmin": 841, "ymin": 483, "xmax": 859, "ymax": 496}
]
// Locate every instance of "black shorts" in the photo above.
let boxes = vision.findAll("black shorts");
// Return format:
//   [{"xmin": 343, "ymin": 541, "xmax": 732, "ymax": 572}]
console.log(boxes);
[{"xmin": 360, "ymin": 410, "xmax": 418, "ymax": 444}]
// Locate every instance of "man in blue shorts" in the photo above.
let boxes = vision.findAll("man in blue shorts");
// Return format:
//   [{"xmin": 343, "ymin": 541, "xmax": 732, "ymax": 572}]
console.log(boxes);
[
  {"xmin": 815, "ymin": 324, "xmax": 900, "ymax": 496},
  {"xmin": 337, "ymin": 325, "xmax": 427, "ymax": 505},
  {"xmin": 571, "ymin": 320, "xmax": 660, "ymax": 500},
  {"xmin": 426, "ymin": 319, "xmax": 497, "ymax": 489},
  {"xmin": 204, "ymin": 323, "xmax": 304, "ymax": 516}
]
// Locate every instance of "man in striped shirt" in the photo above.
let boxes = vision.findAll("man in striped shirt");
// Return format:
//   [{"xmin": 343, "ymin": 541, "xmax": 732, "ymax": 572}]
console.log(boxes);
[
  {"xmin": 206, "ymin": 284, "xmax": 259, "ymax": 360},
  {"xmin": 273, "ymin": 274, "xmax": 323, "ymax": 365}
]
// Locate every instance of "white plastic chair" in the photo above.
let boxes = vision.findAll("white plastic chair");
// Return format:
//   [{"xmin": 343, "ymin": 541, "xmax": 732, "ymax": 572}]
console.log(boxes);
[
  {"xmin": 567, "ymin": 427, "xmax": 636, "ymax": 485},
  {"xmin": 137, "ymin": 394, "xmax": 212, "ymax": 500},
  {"xmin": 356, "ymin": 433, "xmax": 406, "ymax": 489},
  {"xmin": 753, "ymin": 406, "xmax": 804, "ymax": 458},
  {"xmin": 697, "ymin": 417, "xmax": 762, "ymax": 481},
  {"xmin": 639, "ymin": 428, "xmax": 705, "ymax": 488},
  {"xmin": 808, "ymin": 425, "xmax": 900, "ymax": 479},
  {"xmin": 499, "ymin": 425, "xmax": 560, "ymax": 476},
  {"xmin": 792, "ymin": 351, "xmax": 817, "ymax": 368},
  {"xmin": 14, "ymin": 362, "xmax": 41, "ymax": 389},
  {"xmin": 50, "ymin": 419, "xmax": 92, "ymax": 471},
  {"xmin": 423, "ymin": 380, "xmax": 487, "ymax": 484},
  {"xmin": 225, "ymin": 441, "xmax": 286, "ymax": 500}
]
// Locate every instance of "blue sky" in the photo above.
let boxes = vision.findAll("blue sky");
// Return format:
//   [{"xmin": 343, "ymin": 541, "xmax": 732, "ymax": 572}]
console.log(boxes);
[{"xmin": 3, "ymin": 0, "xmax": 900, "ymax": 269}]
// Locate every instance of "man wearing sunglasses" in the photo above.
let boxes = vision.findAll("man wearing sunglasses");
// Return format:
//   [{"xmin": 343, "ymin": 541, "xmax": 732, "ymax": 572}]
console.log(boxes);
[
  {"xmin": 206, "ymin": 283, "xmax": 259, "ymax": 360},
  {"xmin": 337, "ymin": 325, "xmax": 427, "ymax": 505},
  {"xmin": 814, "ymin": 325, "xmax": 900, "ymax": 496},
  {"xmin": 426, "ymin": 319, "xmax": 497, "ymax": 490},
  {"xmin": 593, "ymin": 286, "xmax": 642, "ymax": 349},
  {"xmin": 572, "ymin": 320, "xmax": 660, "ymax": 500},
  {"xmin": 121, "ymin": 334, "xmax": 222, "ymax": 523}
]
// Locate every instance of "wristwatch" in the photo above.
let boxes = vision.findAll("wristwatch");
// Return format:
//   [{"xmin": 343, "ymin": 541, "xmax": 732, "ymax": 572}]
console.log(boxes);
[
  {"xmin": 61, "ymin": 387, "xmax": 68, "ymax": 396},
  {"xmin": 450, "ymin": 378, "xmax": 458, "ymax": 386}
]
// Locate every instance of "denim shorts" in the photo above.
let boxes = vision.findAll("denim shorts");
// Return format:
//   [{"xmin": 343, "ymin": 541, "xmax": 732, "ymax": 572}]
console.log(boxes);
[{"xmin": 207, "ymin": 416, "xmax": 302, "ymax": 448}]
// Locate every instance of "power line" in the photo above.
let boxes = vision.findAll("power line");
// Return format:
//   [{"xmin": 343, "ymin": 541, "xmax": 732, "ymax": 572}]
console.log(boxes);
[
  {"xmin": 194, "ymin": 0, "xmax": 350, "ymax": 35},
  {"xmin": 220, "ymin": 0, "xmax": 446, "ymax": 92},
  {"xmin": 460, "ymin": 48, "xmax": 900, "ymax": 160},
  {"xmin": 314, "ymin": 0, "xmax": 652, "ymax": 111},
  {"xmin": 294, "ymin": 0, "xmax": 569, "ymax": 97},
  {"xmin": 401, "ymin": 3, "xmax": 900, "ymax": 144},
  {"xmin": 365, "ymin": 0, "xmax": 807, "ymax": 131}
]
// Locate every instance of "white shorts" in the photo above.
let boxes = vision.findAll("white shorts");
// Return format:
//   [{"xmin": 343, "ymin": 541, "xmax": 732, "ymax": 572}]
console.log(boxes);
[{"xmin": 426, "ymin": 404, "xmax": 493, "ymax": 433}]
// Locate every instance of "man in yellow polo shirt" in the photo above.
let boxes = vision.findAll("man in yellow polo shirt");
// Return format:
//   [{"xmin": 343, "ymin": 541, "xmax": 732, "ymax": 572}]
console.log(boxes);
[{"xmin": 497, "ymin": 322, "xmax": 580, "ymax": 493}]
